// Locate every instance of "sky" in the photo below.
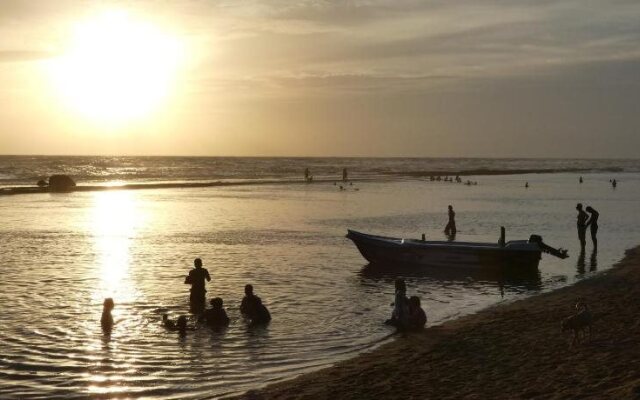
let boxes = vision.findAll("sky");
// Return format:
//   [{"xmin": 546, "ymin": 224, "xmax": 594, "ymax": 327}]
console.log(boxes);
[{"xmin": 0, "ymin": 0, "xmax": 639, "ymax": 157}]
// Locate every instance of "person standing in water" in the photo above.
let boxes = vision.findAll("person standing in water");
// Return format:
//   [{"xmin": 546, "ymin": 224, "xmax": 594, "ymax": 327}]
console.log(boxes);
[
  {"xmin": 585, "ymin": 206, "xmax": 599, "ymax": 250},
  {"xmin": 576, "ymin": 203, "xmax": 588, "ymax": 250},
  {"xmin": 444, "ymin": 205, "xmax": 457, "ymax": 235},
  {"xmin": 185, "ymin": 258, "xmax": 211, "ymax": 311}
]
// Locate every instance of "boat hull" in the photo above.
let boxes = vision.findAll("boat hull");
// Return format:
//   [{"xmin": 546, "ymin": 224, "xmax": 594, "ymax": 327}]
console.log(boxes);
[{"xmin": 347, "ymin": 230, "xmax": 541, "ymax": 270}]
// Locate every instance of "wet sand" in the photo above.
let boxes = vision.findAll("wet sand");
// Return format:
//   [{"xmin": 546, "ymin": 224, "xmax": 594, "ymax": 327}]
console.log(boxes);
[{"xmin": 237, "ymin": 246, "xmax": 640, "ymax": 400}]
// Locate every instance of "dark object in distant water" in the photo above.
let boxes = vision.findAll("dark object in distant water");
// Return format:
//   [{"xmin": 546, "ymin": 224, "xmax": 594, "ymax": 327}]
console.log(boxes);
[
  {"xmin": 162, "ymin": 314, "xmax": 176, "ymax": 330},
  {"xmin": 579, "ymin": 176, "xmax": 583, "ymax": 184},
  {"xmin": 37, "ymin": 179, "xmax": 48, "ymax": 187},
  {"xmin": 612, "ymin": 179, "xmax": 617, "ymax": 188},
  {"xmin": 101, "ymin": 298, "xmax": 115, "ymax": 333},
  {"xmin": 342, "ymin": 168, "xmax": 348, "ymax": 182},
  {"xmin": 48, "ymin": 175, "xmax": 76, "ymax": 191},
  {"xmin": 346, "ymin": 229, "xmax": 568, "ymax": 271},
  {"xmin": 525, "ymin": 182, "xmax": 529, "ymax": 188}
]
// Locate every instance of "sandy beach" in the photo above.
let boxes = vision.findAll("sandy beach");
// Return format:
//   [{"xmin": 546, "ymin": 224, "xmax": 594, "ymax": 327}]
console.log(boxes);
[{"xmin": 238, "ymin": 246, "xmax": 640, "ymax": 400}]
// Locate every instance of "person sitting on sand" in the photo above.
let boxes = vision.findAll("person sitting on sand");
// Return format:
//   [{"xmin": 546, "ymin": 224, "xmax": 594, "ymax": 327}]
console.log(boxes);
[
  {"xmin": 240, "ymin": 284, "xmax": 272, "ymax": 324},
  {"xmin": 201, "ymin": 297, "xmax": 230, "ymax": 328},
  {"xmin": 386, "ymin": 278, "xmax": 409, "ymax": 328},
  {"xmin": 408, "ymin": 296, "xmax": 427, "ymax": 331},
  {"xmin": 185, "ymin": 258, "xmax": 211, "ymax": 311},
  {"xmin": 101, "ymin": 298, "xmax": 115, "ymax": 333}
]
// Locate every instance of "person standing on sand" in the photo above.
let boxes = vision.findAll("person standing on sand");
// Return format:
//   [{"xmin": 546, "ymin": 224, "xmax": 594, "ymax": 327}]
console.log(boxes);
[
  {"xmin": 585, "ymin": 206, "xmax": 599, "ymax": 250},
  {"xmin": 185, "ymin": 258, "xmax": 211, "ymax": 311},
  {"xmin": 444, "ymin": 205, "xmax": 457, "ymax": 235},
  {"xmin": 576, "ymin": 203, "xmax": 588, "ymax": 250}
]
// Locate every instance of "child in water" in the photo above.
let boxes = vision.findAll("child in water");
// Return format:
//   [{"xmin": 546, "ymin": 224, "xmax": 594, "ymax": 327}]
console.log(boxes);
[
  {"xmin": 201, "ymin": 297, "xmax": 230, "ymax": 328},
  {"xmin": 385, "ymin": 279, "xmax": 409, "ymax": 328},
  {"xmin": 101, "ymin": 298, "xmax": 115, "ymax": 332},
  {"xmin": 162, "ymin": 314, "xmax": 176, "ymax": 330}
]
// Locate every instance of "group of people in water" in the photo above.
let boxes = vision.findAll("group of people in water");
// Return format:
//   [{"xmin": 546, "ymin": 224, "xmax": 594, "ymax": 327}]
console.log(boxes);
[{"xmin": 100, "ymin": 258, "xmax": 272, "ymax": 336}]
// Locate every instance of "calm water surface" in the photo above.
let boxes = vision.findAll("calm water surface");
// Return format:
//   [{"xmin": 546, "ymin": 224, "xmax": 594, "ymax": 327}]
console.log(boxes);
[{"xmin": 1, "ymin": 172, "xmax": 639, "ymax": 399}]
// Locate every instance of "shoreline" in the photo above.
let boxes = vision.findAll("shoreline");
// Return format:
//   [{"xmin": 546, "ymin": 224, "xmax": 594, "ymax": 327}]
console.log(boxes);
[
  {"xmin": 236, "ymin": 246, "xmax": 640, "ymax": 399},
  {"xmin": 0, "ymin": 166, "xmax": 623, "ymax": 196}
]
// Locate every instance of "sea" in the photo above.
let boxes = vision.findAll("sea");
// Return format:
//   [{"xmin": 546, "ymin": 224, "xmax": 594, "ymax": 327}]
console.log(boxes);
[{"xmin": 1, "ymin": 156, "xmax": 639, "ymax": 399}]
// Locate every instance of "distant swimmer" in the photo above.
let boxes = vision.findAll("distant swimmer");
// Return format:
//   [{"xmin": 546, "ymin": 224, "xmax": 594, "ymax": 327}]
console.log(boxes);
[
  {"xmin": 444, "ymin": 205, "xmax": 457, "ymax": 236},
  {"xmin": 201, "ymin": 297, "xmax": 230, "ymax": 328},
  {"xmin": 576, "ymin": 203, "xmax": 588, "ymax": 250},
  {"xmin": 579, "ymin": 176, "xmax": 583, "ymax": 184},
  {"xmin": 101, "ymin": 298, "xmax": 115, "ymax": 333},
  {"xmin": 342, "ymin": 168, "xmax": 348, "ymax": 182},
  {"xmin": 240, "ymin": 284, "xmax": 271, "ymax": 325},
  {"xmin": 585, "ymin": 206, "xmax": 599, "ymax": 250},
  {"xmin": 184, "ymin": 258, "xmax": 211, "ymax": 312},
  {"xmin": 612, "ymin": 179, "xmax": 617, "ymax": 188},
  {"xmin": 525, "ymin": 182, "xmax": 529, "ymax": 188}
]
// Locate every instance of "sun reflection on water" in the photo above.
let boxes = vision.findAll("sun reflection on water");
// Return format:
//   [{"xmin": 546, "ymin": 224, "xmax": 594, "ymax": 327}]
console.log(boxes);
[{"xmin": 90, "ymin": 191, "xmax": 141, "ymax": 303}]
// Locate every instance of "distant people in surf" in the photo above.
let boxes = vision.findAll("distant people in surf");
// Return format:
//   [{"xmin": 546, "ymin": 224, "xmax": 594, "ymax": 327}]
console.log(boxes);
[
  {"xmin": 579, "ymin": 176, "xmax": 583, "ymax": 184},
  {"xmin": 342, "ymin": 168, "xmax": 348, "ymax": 182},
  {"xmin": 185, "ymin": 258, "xmax": 211, "ymax": 312},
  {"xmin": 585, "ymin": 206, "xmax": 599, "ymax": 250},
  {"xmin": 201, "ymin": 297, "xmax": 230, "ymax": 328},
  {"xmin": 576, "ymin": 203, "xmax": 588, "ymax": 251},
  {"xmin": 304, "ymin": 168, "xmax": 313, "ymax": 182},
  {"xmin": 240, "ymin": 284, "xmax": 271, "ymax": 325},
  {"xmin": 101, "ymin": 298, "xmax": 115, "ymax": 333},
  {"xmin": 444, "ymin": 205, "xmax": 457, "ymax": 237},
  {"xmin": 525, "ymin": 182, "xmax": 529, "ymax": 188},
  {"xmin": 612, "ymin": 179, "xmax": 617, "ymax": 188}
]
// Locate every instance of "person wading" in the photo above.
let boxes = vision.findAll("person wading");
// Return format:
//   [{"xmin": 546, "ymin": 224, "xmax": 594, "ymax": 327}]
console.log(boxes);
[
  {"xmin": 576, "ymin": 203, "xmax": 588, "ymax": 251},
  {"xmin": 185, "ymin": 258, "xmax": 211, "ymax": 312}
]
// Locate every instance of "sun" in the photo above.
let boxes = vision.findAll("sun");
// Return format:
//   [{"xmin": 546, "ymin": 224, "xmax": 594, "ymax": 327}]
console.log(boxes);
[{"xmin": 49, "ymin": 11, "xmax": 185, "ymax": 125}]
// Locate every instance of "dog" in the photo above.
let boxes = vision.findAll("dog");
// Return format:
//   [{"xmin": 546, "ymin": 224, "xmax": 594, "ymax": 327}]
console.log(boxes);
[{"xmin": 561, "ymin": 301, "xmax": 592, "ymax": 346}]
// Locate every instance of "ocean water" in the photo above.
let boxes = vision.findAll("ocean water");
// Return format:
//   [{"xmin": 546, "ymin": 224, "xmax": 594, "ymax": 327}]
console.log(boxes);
[{"xmin": 1, "ymin": 157, "xmax": 639, "ymax": 399}]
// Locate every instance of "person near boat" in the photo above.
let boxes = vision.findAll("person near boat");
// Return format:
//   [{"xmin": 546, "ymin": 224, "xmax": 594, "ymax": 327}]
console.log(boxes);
[
  {"xmin": 576, "ymin": 203, "xmax": 588, "ymax": 250},
  {"xmin": 585, "ymin": 206, "xmax": 599, "ymax": 250},
  {"xmin": 408, "ymin": 296, "xmax": 427, "ymax": 330},
  {"xmin": 444, "ymin": 205, "xmax": 457, "ymax": 236}
]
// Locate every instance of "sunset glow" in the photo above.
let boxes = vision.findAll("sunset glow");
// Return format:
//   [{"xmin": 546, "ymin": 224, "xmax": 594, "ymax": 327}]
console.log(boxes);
[{"xmin": 48, "ymin": 11, "xmax": 185, "ymax": 125}]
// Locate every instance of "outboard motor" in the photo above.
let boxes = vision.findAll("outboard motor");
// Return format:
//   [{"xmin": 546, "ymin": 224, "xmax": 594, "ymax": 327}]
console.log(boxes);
[{"xmin": 529, "ymin": 235, "xmax": 569, "ymax": 259}]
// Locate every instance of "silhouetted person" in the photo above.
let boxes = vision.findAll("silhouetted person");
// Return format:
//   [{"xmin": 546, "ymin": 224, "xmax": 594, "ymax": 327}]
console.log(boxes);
[
  {"xmin": 240, "ymin": 284, "xmax": 271, "ymax": 324},
  {"xmin": 162, "ymin": 314, "xmax": 176, "ymax": 330},
  {"xmin": 201, "ymin": 297, "xmax": 230, "ymax": 328},
  {"xmin": 304, "ymin": 168, "xmax": 311, "ymax": 182},
  {"xmin": 525, "ymin": 182, "xmax": 529, "ymax": 188},
  {"xmin": 386, "ymin": 278, "xmax": 409, "ymax": 328},
  {"xmin": 342, "ymin": 168, "xmax": 348, "ymax": 182},
  {"xmin": 585, "ymin": 206, "xmax": 599, "ymax": 249},
  {"xmin": 185, "ymin": 258, "xmax": 211, "ymax": 312},
  {"xmin": 408, "ymin": 296, "xmax": 427, "ymax": 331},
  {"xmin": 612, "ymin": 179, "xmax": 617, "ymax": 188},
  {"xmin": 576, "ymin": 203, "xmax": 588, "ymax": 250},
  {"xmin": 444, "ymin": 205, "xmax": 457, "ymax": 236},
  {"xmin": 579, "ymin": 176, "xmax": 583, "ymax": 184},
  {"xmin": 101, "ymin": 298, "xmax": 114, "ymax": 333},
  {"xmin": 177, "ymin": 315, "xmax": 188, "ymax": 335}
]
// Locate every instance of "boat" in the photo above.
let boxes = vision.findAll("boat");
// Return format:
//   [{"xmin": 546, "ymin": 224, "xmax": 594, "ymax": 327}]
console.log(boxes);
[{"xmin": 346, "ymin": 229, "xmax": 568, "ymax": 270}]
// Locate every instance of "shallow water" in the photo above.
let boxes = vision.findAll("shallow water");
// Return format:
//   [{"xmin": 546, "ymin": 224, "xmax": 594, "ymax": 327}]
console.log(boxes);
[{"xmin": 1, "ymin": 170, "xmax": 639, "ymax": 399}]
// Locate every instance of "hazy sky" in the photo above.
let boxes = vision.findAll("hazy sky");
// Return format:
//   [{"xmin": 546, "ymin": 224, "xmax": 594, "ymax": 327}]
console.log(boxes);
[{"xmin": 0, "ymin": 0, "xmax": 639, "ymax": 157}]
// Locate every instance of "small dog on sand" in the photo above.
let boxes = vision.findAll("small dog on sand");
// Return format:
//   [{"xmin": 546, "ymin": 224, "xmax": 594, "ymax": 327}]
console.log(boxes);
[{"xmin": 561, "ymin": 300, "xmax": 592, "ymax": 346}]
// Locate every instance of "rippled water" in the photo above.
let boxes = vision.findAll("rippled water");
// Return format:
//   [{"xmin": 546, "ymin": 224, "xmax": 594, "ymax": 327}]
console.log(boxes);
[{"xmin": 1, "ymin": 170, "xmax": 639, "ymax": 399}]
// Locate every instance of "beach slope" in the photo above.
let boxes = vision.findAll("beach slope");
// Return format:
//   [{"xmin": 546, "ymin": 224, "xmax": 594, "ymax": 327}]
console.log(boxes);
[{"xmin": 238, "ymin": 247, "xmax": 640, "ymax": 399}]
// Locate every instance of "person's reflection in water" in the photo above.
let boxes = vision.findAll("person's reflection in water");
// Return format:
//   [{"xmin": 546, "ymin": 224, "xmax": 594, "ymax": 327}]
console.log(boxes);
[
  {"xmin": 590, "ymin": 248, "xmax": 598, "ymax": 272},
  {"xmin": 577, "ymin": 247, "xmax": 586, "ymax": 275}
]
